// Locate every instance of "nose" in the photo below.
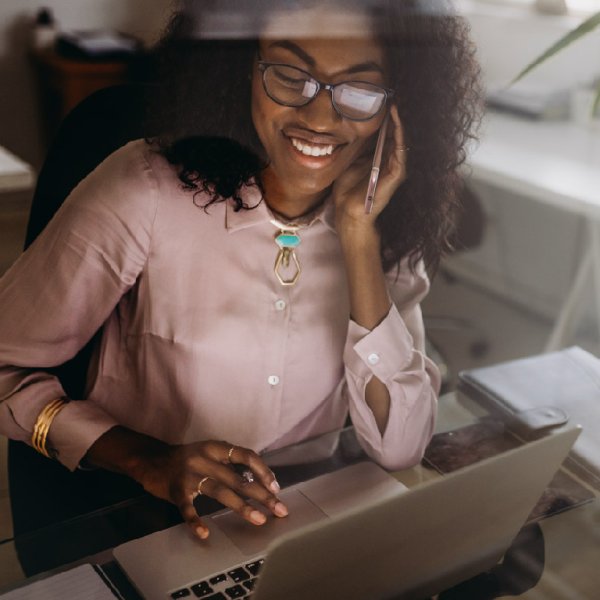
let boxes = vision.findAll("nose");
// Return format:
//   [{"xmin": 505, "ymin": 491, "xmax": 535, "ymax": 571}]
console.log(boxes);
[{"xmin": 296, "ymin": 88, "xmax": 342, "ymax": 130}]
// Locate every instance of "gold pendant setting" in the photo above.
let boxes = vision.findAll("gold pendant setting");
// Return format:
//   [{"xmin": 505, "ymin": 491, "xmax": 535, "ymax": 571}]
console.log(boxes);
[{"xmin": 271, "ymin": 219, "xmax": 302, "ymax": 286}]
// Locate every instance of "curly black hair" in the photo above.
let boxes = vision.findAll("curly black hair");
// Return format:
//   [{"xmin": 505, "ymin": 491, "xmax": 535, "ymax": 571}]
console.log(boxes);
[{"xmin": 146, "ymin": 0, "xmax": 482, "ymax": 273}]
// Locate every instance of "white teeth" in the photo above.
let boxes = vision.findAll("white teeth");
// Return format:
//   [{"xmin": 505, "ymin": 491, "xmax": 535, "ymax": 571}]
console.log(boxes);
[{"xmin": 290, "ymin": 138, "xmax": 334, "ymax": 157}]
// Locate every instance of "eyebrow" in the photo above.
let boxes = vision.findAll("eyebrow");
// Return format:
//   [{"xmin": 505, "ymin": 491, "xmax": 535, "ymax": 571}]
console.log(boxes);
[{"xmin": 266, "ymin": 40, "xmax": 384, "ymax": 76}]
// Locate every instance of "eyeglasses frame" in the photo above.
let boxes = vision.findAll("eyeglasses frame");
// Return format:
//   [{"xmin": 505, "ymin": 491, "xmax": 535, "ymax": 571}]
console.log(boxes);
[{"xmin": 257, "ymin": 60, "xmax": 394, "ymax": 122}]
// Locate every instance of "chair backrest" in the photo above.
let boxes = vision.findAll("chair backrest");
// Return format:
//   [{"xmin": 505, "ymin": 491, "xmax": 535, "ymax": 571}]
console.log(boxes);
[
  {"xmin": 9, "ymin": 84, "xmax": 154, "ymax": 547},
  {"xmin": 25, "ymin": 83, "xmax": 152, "ymax": 397}
]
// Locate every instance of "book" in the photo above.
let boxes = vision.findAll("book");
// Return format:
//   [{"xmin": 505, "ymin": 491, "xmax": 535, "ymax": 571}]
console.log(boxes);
[
  {"xmin": 0, "ymin": 563, "xmax": 121, "ymax": 599},
  {"xmin": 458, "ymin": 346, "xmax": 600, "ymax": 489}
]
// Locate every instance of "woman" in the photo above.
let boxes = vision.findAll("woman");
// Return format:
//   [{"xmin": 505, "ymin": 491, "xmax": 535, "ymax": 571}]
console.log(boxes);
[{"xmin": 0, "ymin": 0, "xmax": 480, "ymax": 540}]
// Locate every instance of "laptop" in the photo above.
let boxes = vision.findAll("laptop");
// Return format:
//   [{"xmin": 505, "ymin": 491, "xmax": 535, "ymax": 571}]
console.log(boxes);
[{"xmin": 113, "ymin": 427, "xmax": 580, "ymax": 600}]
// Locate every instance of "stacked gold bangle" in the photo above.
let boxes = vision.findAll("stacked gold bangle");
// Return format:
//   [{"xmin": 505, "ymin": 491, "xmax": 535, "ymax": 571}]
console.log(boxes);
[{"xmin": 32, "ymin": 398, "xmax": 67, "ymax": 458}]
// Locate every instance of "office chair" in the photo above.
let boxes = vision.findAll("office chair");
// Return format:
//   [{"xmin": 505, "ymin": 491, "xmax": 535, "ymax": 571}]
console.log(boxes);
[{"xmin": 8, "ymin": 84, "xmax": 160, "ymax": 552}]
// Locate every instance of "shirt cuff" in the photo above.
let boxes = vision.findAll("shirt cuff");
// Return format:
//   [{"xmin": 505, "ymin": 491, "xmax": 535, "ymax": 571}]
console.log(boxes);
[
  {"xmin": 48, "ymin": 400, "xmax": 119, "ymax": 471},
  {"xmin": 344, "ymin": 304, "xmax": 414, "ymax": 382}
]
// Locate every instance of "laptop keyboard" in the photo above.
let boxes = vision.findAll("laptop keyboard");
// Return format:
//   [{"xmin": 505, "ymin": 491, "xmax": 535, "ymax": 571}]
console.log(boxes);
[{"xmin": 170, "ymin": 558, "xmax": 265, "ymax": 599}]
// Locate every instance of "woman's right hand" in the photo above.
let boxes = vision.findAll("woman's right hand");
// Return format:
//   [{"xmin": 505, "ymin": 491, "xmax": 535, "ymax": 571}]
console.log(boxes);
[{"xmin": 84, "ymin": 427, "xmax": 288, "ymax": 539}]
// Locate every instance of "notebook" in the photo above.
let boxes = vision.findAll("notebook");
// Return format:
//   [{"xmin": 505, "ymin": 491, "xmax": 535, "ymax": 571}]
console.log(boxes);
[
  {"xmin": 113, "ymin": 427, "xmax": 579, "ymax": 600},
  {"xmin": 458, "ymin": 346, "xmax": 600, "ymax": 488},
  {"xmin": 0, "ymin": 564, "xmax": 120, "ymax": 600}
]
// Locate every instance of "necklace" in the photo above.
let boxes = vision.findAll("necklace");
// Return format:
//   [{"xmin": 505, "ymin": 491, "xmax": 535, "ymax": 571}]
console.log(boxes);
[
  {"xmin": 270, "ymin": 218, "xmax": 302, "ymax": 286},
  {"xmin": 267, "ymin": 199, "xmax": 326, "ymax": 287}
]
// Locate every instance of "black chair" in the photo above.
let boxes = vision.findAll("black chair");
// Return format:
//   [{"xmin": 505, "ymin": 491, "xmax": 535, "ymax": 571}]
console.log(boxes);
[{"xmin": 8, "ymin": 84, "xmax": 157, "ymax": 549}]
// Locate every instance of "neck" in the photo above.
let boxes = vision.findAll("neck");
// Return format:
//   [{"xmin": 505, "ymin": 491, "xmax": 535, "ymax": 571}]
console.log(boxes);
[{"xmin": 261, "ymin": 167, "xmax": 329, "ymax": 221}]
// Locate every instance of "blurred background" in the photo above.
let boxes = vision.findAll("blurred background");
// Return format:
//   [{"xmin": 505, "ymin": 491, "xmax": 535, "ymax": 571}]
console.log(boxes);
[{"xmin": 0, "ymin": 0, "xmax": 599, "ymax": 584}]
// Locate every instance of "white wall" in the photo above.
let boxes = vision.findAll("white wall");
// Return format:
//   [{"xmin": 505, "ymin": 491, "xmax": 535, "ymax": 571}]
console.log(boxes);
[
  {"xmin": 453, "ymin": 2, "xmax": 600, "ymax": 325},
  {"xmin": 461, "ymin": 0, "xmax": 600, "ymax": 90},
  {"xmin": 0, "ymin": 0, "xmax": 175, "ymax": 168}
]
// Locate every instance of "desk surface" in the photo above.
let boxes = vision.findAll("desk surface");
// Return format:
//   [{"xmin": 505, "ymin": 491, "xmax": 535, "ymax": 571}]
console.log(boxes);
[
  {"xmin": 0, "ymin": 146, "xmax": 35, "ymax": 193},
  {"xmin": 1, "ymin": 393, "xmax": 599, "ymax": 599},
  {"xmin": 468, "ymin": 112, "xmax": 600, "ymax": 217}
]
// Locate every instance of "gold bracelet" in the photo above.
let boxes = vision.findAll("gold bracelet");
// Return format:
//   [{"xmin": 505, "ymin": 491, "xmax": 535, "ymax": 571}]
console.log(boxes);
[{"xmin": 32, "ymin": 398, "xmax": 67, "ymax": 458}]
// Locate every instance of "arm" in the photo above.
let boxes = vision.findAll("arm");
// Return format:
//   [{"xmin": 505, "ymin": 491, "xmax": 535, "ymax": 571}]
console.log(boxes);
[
  {"xmin": 338, "ymin": 222, "xmax": 392, "ymax": 433},
  {"xmin": 0, "ymin": 143, "xmax": 155, "ymax": 466},
  {"xmin": 342, "ymin": 262, "xmax": 440, "ymax": 470},
  {"xmin": 332, "ymin": 106, "xmax": 440, "ymax": 469}
]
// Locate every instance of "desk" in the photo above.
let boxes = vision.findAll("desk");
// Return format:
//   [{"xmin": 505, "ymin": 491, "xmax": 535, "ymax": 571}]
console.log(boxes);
[
  {"xmin": 467, "ymin": 112, "xmax": 600, "ymax": 351},
  {"xmin": 0, "ymin": 146, "xmax": 35, "ymax": 193},
  {"xmin": 1, "ymin": 393, "xmax": 599, "ymax": 599}
]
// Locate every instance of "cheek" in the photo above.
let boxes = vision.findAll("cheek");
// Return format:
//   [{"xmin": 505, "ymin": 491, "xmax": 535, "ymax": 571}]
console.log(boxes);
[
  {"xmin": 347, "ymin": 121, "xmax": 383, "ymax": 161},
  {"xmin": 251, "ymin": 78, "xmax": 268, "ymax": 144},
  {"xmin": 251, "ymin": 74, "xmax": 284, "ymax": 154}
]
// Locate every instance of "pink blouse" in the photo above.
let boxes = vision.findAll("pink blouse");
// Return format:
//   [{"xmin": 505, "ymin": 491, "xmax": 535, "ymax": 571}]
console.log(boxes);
[{"xmin": 0, "ymin": 140, "xmax": 440, "ymax": 471}]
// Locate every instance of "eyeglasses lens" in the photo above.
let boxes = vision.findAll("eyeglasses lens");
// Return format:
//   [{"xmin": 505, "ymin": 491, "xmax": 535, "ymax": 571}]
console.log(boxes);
[
  {"xmin": 334, "ymin": 83, "xmax": 385, "ymax": 120},
  {"xmin": 263, "ymin": 64, "xmax": 386, "ymax": 120}
]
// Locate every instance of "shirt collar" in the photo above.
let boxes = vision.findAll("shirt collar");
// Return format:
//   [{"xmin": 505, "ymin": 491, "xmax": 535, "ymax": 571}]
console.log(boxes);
[
  {"xmin": 225, "ymin": 183, "xmax": 337, "ymax": 234},
  {"xmin": 224, "ymin": 183, "xmax": 270, "ymax": 232}
]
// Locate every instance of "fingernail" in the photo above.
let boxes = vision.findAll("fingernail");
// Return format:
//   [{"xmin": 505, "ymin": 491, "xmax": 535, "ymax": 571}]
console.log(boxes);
[
  {"xmin": 250, "ymin": 510, "xmax": 266, "ymax": 525},
  {"xmin": 270, "ymin": 480, "xmax": 281, "ymax": 493},
  {"xmin": 196, "ymin": 526, "xmax": 209, "ymax": 539},
  {"xmin": 274, "ymin": 502, "xmax": 288, "ymax": 517}
]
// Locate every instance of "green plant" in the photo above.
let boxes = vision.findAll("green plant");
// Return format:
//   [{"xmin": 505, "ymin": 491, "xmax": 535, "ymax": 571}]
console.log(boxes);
[{"xmin": 513, "ymin": 10, "xmax": 600, "ymax": 112}]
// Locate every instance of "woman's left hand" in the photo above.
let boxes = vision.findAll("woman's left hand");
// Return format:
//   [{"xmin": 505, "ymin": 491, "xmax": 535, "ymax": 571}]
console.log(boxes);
[{"xmin": 332, "ymin": 104, "xmax": 407, "ymax": 239}]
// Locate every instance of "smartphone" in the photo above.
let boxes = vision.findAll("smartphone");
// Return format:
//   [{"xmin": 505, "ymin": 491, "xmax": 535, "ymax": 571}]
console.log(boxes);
[{"xmin": 364, "ymin": 112, "xmax": 390, "ymax": 215}]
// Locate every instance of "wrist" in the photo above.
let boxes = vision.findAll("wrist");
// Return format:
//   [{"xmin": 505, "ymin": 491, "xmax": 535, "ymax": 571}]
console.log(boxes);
[
  {"xmin": 337, "ymin": 220, "xmax": 381, "ymax": 253},
  {"xmin": 339, "ymin": 231, "xmax": 382, "ymax": 268},
  {"xmin": 85, "ymin": 426, "xmax": 170, "ymax": 482}
]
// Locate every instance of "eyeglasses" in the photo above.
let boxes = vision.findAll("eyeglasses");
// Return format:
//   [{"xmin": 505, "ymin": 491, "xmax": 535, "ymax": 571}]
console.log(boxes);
[{"xmin": 257, "ymin": 61, "xmax": 393, "ymax": 121}]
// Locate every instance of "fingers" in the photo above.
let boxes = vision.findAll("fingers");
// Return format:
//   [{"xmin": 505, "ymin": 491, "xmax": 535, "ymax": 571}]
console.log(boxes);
[
  {"xmin": 361, "ymin": 104, "xmax": 405, "ymax": 216},
  {"xmin": 383, "ymin": 104, "xmax": 407, "ymax": 184},
  {"xmin": 180, "ymin": 498, "xmax": 210, "ymax": 539},
  {"xmin": 221, "ymin": 445, "xmax": 288, "ymax": 519},
  {"xmin": 176, "ymin": 441, "xmax": 288, "ymax": 540},
  {"xmin": 228, "ymin": 445, "xmax": 281, "ymax": 494},
  {"xmin": 193, "ymin": 475, "xmax": 288, "ymax": 525}
]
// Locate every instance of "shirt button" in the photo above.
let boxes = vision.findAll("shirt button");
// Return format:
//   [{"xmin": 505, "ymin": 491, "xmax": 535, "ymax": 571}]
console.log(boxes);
[
  {"xmin": 268, "ymin": 375, "xmax": 280, "ymax": 386},
  {"xmin": 274, "ymin": 299, "xmax": 286, "ymax": 311},
  {"xmin": 367, "ymin": 353, "xmax": 380, "ymax": 365}
]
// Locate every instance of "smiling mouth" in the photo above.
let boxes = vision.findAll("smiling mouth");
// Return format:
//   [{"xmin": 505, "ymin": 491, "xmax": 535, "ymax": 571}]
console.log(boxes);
[{"xmin": 289, "ymin": 137, "xmax": 337, "ymax": 157}]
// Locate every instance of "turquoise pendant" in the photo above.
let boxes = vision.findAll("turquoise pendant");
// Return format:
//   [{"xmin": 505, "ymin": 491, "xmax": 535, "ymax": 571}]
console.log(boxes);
[{"xmin": 275, "ymin": 232, "xmax": 301, "ymax": 249}]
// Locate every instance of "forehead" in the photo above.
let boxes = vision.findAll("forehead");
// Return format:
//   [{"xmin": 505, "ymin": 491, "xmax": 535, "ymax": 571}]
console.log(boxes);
[
  {"xmin": 259, "ymin": 7, "xmax": 383, "ymax": 69},
  {"xmin": 260, "ymin": 6, "xmax": 375, "ymax": 40}
]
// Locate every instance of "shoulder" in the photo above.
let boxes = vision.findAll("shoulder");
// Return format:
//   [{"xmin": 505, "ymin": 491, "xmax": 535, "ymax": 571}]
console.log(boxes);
[
  {"xmin": 84, "ymin": 139, "xmax": 167, "ymax": 190},
  {"xmin": 50, "ymin": 140, "xmax": 173, "ymax": 240},
  {"xmin": 63, "ymin": 140, "xmax": 173, "ymax": 215}
]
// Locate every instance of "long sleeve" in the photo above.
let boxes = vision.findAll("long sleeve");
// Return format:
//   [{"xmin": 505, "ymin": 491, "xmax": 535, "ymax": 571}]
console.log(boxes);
[
  {"xmin": 343, "ymin": 259, "xmax": 440, "ymax": 470},
  {"xmin": 0, "ymin": 141, "xmax": 157, "ymax": 470}
]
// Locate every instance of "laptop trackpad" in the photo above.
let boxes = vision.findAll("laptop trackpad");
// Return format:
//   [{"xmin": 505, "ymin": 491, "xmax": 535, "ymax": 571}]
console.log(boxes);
[{"xmin": 211, "ymin": 488, "xmax": 327, "ymax": 556}]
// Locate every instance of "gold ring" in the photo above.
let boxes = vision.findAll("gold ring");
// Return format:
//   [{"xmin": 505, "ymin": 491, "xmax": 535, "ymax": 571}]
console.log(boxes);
[
  {"xmin": 227, "ymin": 445, "xmax": 236, "ymax": 463},
  {"xmin": 197, "ymin": 476, "xmax": 211, "ymax": 496}
]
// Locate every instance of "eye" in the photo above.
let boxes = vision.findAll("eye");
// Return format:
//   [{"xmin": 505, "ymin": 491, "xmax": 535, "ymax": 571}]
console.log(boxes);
[
  {"xmin": 333, "ymin": 82, "xmax": 387, "ymax": 120},
  {"xmin": 271, "ymin": 65, "xmax": 309, "ymax": 88}
]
